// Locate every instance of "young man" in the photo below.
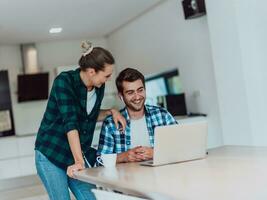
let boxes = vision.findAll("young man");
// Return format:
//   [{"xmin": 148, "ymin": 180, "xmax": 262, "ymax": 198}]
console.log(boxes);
[{"xmin": 97, "ymin": 68, "xmax": 177, "ymax": 163}]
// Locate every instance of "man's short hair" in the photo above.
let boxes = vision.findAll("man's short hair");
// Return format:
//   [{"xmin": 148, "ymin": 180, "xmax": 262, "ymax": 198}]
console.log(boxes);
[{"xmin": 116, "ymin": 68, "xmax": 145, "ymax": 93}]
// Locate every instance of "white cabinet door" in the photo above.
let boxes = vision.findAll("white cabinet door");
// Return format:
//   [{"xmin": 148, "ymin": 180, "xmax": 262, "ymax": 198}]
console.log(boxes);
[
  {"xmin": 0, "ymin": 136, "xmax": 37, "ymax": 179},
  {"xmin": 19, "ymin": 156, "xmax": 36, "ymax": 176},
  {"xmin": 17, "ymin": 136, "xmax": 36, "ymax": 156},
  {"xmin": 0, "ymin": 137, "xmax": 18, "ymax": 159},
  {"xmin": 0, "ymin": 159, "xmax": 20, "ymax": 179}
]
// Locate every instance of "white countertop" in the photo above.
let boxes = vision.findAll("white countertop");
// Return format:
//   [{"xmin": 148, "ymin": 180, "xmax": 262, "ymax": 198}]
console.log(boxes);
[{"xmin": 75, "ymin": 145, "xmax": 267, "ymax": 200}]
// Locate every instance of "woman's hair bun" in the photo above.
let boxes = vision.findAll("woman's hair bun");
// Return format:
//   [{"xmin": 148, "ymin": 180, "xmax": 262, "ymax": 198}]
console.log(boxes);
[{"xmin": 81, "ymin": 40, "xmax": 94, "ymax": 56}]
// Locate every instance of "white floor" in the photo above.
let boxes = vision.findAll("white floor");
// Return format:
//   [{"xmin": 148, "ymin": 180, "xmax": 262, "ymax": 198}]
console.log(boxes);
[
  {"xmin": 0, "ymin": 175, "xmax": 75, "ymax": 200},
  {"xmin": 0, "ymin": 184, "xmax": 48, "ymax": 200}
]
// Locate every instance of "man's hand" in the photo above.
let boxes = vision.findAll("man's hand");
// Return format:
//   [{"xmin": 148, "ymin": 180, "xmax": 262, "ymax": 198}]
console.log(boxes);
[
  {"xmin": 66, "ymin": 162, "xmax": 85, "ymax": 178},
  {"xmin": 117, "ymin": 146, "xmax": 143, "ymax": 163},
  {"xmin": 134, "ymin": 146, "xmax": 153, "ymax": 161},
  {"xmin": 117, "ymin": 146, "xmax": 153, "ymax": 163}
]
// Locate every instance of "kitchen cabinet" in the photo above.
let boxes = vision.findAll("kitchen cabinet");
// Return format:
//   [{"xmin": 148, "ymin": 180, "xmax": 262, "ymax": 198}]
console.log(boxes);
[{"xmin": 0, "ymin": 135, "xmax": 36, "ymax": 180}]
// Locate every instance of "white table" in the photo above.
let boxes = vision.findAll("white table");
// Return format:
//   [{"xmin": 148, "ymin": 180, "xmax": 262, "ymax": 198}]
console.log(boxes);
[{"xmin": 74, "ymin": 146, "xmax": 267, "ymax": 200}]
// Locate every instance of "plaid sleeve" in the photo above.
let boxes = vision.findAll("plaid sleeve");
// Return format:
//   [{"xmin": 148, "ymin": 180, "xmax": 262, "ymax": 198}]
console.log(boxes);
[
  {"xmin": 163, "ymin": 109, "xmax": 178, "ymax": 125},
  {"xmin": 97, "ymin": 119, "xmax": 115, "ymax": 155},
  {"xmin": 53, "ymin": 75, "xmax": 79, "ymax": 133}
]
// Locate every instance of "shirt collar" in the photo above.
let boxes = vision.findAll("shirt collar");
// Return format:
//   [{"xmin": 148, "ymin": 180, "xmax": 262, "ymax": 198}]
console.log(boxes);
[
  {"xmin": 73, "ymin": 68, "xmax": 85, "ymax": 88},
  {"xmin": 121, "ymin": 104, "xmax": 150, "ymax": 124},
  {"xmin": 73, "ymin": 68, "xmax": 104, "ymax": 94}
]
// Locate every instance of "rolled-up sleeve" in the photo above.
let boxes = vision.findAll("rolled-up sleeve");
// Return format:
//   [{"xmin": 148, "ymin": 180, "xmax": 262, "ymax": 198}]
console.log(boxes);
[{"xmin": 97, "ymin": 119, "xmax": 115, "ymax": 155}]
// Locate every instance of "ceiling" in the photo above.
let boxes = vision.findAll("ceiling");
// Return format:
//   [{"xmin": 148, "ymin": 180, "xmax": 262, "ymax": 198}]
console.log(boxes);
[{"xmin": 0, "ymin": 0, "xmax": 164, "ymax": 44}]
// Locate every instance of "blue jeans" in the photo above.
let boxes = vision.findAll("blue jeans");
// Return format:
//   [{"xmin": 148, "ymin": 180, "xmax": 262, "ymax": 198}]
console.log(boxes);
[{"xmin": 35, "ymin": 150, "xmax": 96, "ymax": 200}]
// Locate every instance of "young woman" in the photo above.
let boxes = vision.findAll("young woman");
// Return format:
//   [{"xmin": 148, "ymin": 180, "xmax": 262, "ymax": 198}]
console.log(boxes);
[{"xmin": 35, "ymin": 41, "xmax": 125, "ymax": 200}]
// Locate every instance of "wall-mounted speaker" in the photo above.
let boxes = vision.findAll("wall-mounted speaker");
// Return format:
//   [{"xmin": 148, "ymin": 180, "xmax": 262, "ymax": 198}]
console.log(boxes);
[{"xmin": 182, "ymin": 0, "xmax": 206, "ymax": 19}]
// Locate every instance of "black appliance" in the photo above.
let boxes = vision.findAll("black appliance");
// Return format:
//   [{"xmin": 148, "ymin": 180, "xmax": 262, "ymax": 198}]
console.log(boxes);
[
  {"xmin": 18, "ymin": 73, "xmax": 49, "ymax": 102},
  {"xmin": 0, "ymin": 70, "xmax": 15, "ymax": 137},
  {"xmin": 157, "ymin": 93, "xmax": 187, "ymax": 116},
  {"xmin": 182, "ymin": 0, "xmax": 206, "ymax": 19}
]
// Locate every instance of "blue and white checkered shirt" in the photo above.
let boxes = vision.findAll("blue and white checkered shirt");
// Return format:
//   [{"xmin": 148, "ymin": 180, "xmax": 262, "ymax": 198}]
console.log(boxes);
[{"xmin": 97, "ymin": 104, "xmax": 177, "ymax": 154}]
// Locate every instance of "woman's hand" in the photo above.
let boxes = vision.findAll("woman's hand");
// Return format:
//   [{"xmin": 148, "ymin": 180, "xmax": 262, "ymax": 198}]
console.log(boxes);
[
  {"xmin": 66, "ymin": 162, "xmax": 85, "ymax": 178},
  {"xmin": 110, "ymin": 109, "xmax": 126, "ymax": 133}
]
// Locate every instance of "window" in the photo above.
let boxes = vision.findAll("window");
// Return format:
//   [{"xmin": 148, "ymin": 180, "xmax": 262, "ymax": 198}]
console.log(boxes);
[{"xmin": 145, "ymin": 69, "xmax": 183, "ymax": 106}]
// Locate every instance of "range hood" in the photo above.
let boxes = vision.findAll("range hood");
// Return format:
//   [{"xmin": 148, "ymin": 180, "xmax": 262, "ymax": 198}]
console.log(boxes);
[
  {"xmin": 18, "ymin": 44, "xmax": 49, "ymax": 103},
  {"xmin": 20, "ymin": 43, "xmax": 40, "ymax": 74}
]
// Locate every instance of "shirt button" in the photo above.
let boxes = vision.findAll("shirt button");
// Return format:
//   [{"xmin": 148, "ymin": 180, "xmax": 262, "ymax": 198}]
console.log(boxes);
[
  {"xmin": 126, "ymin": 141, "xmax": 130, "ymax": 145},
  {"xmin": 85, "ymin": 119, "xmax": 88, "ymax": 122},
  {"xmin": 83, "ymin": 131, "xmax": 87, "ymax": 134}
]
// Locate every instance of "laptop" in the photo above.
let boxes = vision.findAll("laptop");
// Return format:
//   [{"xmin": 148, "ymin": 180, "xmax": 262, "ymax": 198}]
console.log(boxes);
[{"xmin": 140, "ymin": 121, "xmax": 208, "ymax": 166}]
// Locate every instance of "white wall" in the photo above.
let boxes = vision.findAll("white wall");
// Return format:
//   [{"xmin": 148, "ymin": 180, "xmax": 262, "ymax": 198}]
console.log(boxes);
[
  {"xmin": 107, "ymin": 0, "xmax": 223, "ymax": 148},
  {"xmin": 235, "ymin": 0, "xmax": 267, "ymax": 145},
  {"xmin": 205, "ymin": 0, "xmax": 252, "ymax": 145},
  {"xmin": 206, "ymin": 0, "xmax": 267, "ymax": 146},
  {"xmin": 0, "ymin": 38, "xmax": 113, "ymax": 136}
]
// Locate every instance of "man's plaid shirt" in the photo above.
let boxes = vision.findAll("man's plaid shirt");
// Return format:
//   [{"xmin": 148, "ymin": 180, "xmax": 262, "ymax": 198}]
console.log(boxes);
[
  {"xmin": 35, "ymin": 68, "xmax": 104, "ymax": 170},
  {"xmin": 97, "ymin": 104, "xmax": 177, "ymax": 154}
]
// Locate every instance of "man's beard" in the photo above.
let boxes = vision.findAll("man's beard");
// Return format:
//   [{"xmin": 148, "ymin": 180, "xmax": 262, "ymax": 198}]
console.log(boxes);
[{"xmin": 125, "ymin": 98, "xmax": 145, "ymax": 112}]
